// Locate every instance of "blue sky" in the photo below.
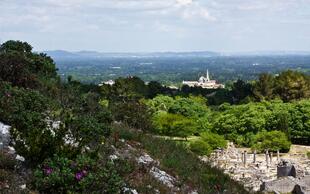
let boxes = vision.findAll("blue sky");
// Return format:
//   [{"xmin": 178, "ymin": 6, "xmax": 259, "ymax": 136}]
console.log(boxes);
[{"xmin": 1, "ymin": 0, "xmax": 310, "ymax": 52}]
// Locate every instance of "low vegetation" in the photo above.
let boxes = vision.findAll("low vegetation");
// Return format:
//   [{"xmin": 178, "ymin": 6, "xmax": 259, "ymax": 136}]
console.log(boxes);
[{"xmin": 33, "ymin": 154, "xmax": 123, "ymax": 193}]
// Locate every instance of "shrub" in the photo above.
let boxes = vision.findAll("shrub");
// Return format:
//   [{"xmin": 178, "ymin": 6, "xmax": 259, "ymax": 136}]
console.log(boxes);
[
  {"xmin": 152, "ymin": 112, "xmax": 196, "ymax": 138},
  {"xmin": 189, "ymin": 132, "xmax": 226, "ymax": 156},
  {"xmin": 251, "ymin": 131, "xmax": 291, "ymax": 153},
  {"xmin": 190, "ymin": 140, "xmax": 212, "ymax": 156},
  {"xmin": 0, "ymin": 83, "xmax": 65, "ymax": 165},
  {"xmin": 33, "ymin": 154, "xmax": 123, "ymax": 193},
  {"xmin": 110, "ymin": 98, "xmax": 153, "ymax": 131},
  {"xmin": 200, "ymin": 132, "xmax": 227, "ymax": 150}
]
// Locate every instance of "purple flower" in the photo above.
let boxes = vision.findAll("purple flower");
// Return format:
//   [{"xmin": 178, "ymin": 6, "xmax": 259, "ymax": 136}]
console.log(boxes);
[
  {"xmin": 75, "ymin": 172, "xmax": 84, "ymax": 181},
  {"xmin": 43, "ymin": 167, "xmax": 53, "ymax": 175}
]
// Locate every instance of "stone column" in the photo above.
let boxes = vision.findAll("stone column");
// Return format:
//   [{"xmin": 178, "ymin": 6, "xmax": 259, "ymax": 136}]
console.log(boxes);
[
  {"xmin": 269, "ymin": 152, "xmax": 272, "ymax": 164},
  {"xmin": 243, "ymin": 151, "xmax": 247, "ymax": 167},
  {"xmin": 265, "ymin": 150, "xmax": 269, "ymax": 167},
  {"xmin": 277, "ymin": 150, "xmax": 280, "ymax": 161},
  {"xmin": 253, "ymin": 150, "xmax": 257, "ymax": 163}
]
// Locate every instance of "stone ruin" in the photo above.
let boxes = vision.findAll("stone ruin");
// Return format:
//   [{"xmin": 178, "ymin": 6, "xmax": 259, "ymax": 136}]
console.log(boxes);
[
  {"xmin": 277, "ymin": 159, "xmax": 296, "ymax": 178},
  {"xmin": 202, "ymin": 142, "xmax": 310, "ymax": 193}
]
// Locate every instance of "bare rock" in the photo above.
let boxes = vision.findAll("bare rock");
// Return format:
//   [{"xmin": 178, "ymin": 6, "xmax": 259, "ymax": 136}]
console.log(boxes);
[{"xmin": 150, "ymin": 166, "xmax": 177, "ymax": 189}]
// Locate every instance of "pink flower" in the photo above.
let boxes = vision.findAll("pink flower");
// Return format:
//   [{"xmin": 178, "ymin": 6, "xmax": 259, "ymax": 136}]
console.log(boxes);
[{"xmin": 43, "ymin": 167, "xmax": 53, "ymax": 175}]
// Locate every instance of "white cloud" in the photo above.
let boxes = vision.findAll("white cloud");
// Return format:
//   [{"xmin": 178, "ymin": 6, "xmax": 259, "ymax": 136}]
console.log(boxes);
[
  {"xmin": 176, "ymin": 0, "xmax": 193, "ymax": 6},
  {"xmin": 182, "ymin": 7, "xmax": 216, "ymax": 21}
]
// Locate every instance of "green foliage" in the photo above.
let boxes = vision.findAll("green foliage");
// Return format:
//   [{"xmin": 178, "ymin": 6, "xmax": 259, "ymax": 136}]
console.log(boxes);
[
  {"xmin": 62, "ymin": 114, "xmax": 109, "ymax": 155},
  {"xmin": 110, "ymin": 98, "xmax": 153, "ymax": 131},
  {"xmin": 146, "ymin": 95, "xmax": 174, "ymax": 112},
  {"xmin": 0, "ymin": 41, "xmax": 112, "ymax": 166},
  {"xmin": 102, "ymin": 76, "xmax": 148, "ymax": 99},
  {"xmin": 33, "ymin": 155, "xmax": 123, "ymax": 193},
  {"xmin": 147, "ymin": 81, "xmax": 164, "ymax": 98},
  {"xmin": 152, "ymin": 112, "xmax": 196, "ymax": 138},
  {"xmin": 231, "ymin": 79, "xmax": 253, "ymax": 104},
  {"xmin": 0, "ymin": 40, "xmax": 32, "ymax": 53},
  {"xmin": 0, "ymin": 40, "xmax": 59, "ymax": 89},
  {"xmin": 253, "ymin": 73, "xmax": 275, "ymax": 101},
  {"xmin": 289, "ymin": 100, "xmax": 310, "ymax": 143},
  {"xmin": 169, "ymin": 96, "xmax": 209, "ymax": 118},
  {"xmin": 0, "ymin": 82, "xmax": 64, "ymax": 165},
  {"xmin": 251, "ymin": 131, "xmax": 291, "ymax": 153},
  {"xmin": 200, "ymin": 132, "xmax": 227, "ymax": 150},
  {"xmin": 253, "ymin": 70, "xmax": 310, "ymax": 102},
  {"xmin": 190, "ymin": 132, "xmax": 227, "ymax": 156},
  {"xmin": 190, "ymin": 140, "xmax": 212, "ymax": 156},
  {"xmin": 148, "ymin": 95, "xmax": 211, "ymax": 138},
  {"xmin": 275, "ymin": 70, "xmax": 310, "ymax": 102},
  {"xmin": 307, "ymin": 152, "xmax": 310, "ymax": 159}
]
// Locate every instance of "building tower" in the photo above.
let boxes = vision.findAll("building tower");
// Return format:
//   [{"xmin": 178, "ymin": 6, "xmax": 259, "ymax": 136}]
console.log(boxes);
[{"xmin": 206, "ymin": 69, "xmax": 210, "ymax": 82}]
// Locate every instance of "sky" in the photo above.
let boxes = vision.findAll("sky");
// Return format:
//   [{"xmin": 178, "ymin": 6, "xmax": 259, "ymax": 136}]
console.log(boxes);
[{"xmin": 1, "ymin": 0, "xmax": 310, "ymax": 52}]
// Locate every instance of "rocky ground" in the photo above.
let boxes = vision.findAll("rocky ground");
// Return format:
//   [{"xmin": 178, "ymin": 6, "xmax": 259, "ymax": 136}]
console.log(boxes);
[
  {"xmin": 0, "ymin": 122, "xmax": 31, "ymax": 193},
  {"xmin": 110, "ymin": 139, "xmax": 198, "ymax": 194}
]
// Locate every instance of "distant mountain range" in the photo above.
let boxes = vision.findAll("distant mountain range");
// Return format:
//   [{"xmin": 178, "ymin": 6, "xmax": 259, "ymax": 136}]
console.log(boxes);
[
  {"xmin": 43, "ymin": 50, "xmax": 310, "ymax": 59},
  {"xmin": 44, "ymin": 50, "xmax": 219, "ymax": 59}
]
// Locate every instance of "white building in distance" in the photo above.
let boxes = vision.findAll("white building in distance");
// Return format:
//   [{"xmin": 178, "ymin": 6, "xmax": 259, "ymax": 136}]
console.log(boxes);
[
  {"xmin": 98, "ymin": 80, "xmax": 115, "ymax": 86},
  {"xmin": 182, "ymin": 70, "xmax": 224, "ymax": 89}
]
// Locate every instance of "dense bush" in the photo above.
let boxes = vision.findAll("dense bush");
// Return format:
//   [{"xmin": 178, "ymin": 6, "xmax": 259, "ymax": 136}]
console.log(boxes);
[
  {"xmin": 251, "ymin": 131, "xmax": 291, "ymax": 153},
  {"xmin": 252, "ymin": 70, "xmax": 310, "ymax": 102},
  {"xmin": 200, "ymin": 132, "xmax": 227, "ymax": 150},
  {"xmin": 190, "ymin": 140, "xmax": 212, "ymax": 156},
  {"xmin": 169, "ymin": 96, "xmax": 209, "ymax": 118},
  {"xmin": 0, "ymin": 41, "xmax": 112, "ymax": 166},
  {"xmin": 0, "ymin": 82, "xmax": 64, "ymax": 165},
  {"xmin": 33, "ymin": 155, "xmax": 123, "ymax": 193},
  {"xmin": 152, "ymin": 112, "xmax": 196, "ymax": 138},
  {"xmin": 0, "ymin": 40, "xmax": 59, "ymax": 90},
  {"xmin": 190, "ymin": 132, "xmax": 227, "ymax": 156},
  {"xmin": 110, "ymin": 98, "xmax": 153, "ymax": 131}
]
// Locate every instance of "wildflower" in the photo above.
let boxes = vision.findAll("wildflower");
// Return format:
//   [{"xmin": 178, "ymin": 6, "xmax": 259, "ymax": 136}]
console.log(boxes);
[
  {"xmin": 43, "ymin": 167, "xmax": 53, "ymax": 175},
  {"xmin": 75, "ymin": 172, "xmax": 84, "ymax": 181}
]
